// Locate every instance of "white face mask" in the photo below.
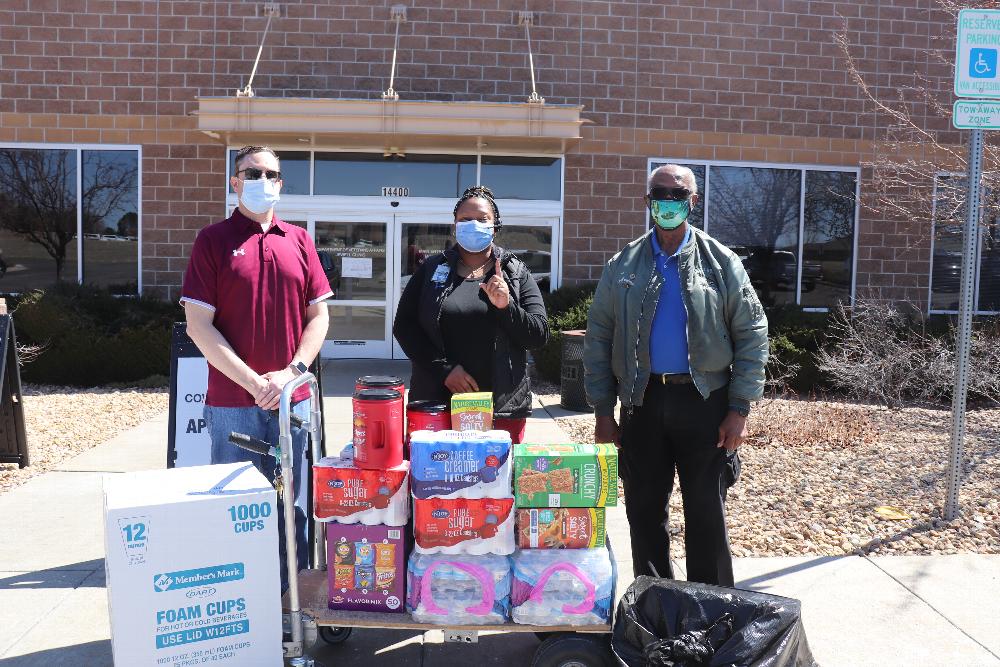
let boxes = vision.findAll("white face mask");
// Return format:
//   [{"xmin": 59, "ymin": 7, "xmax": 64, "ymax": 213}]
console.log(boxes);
[{"xmin": 239, "ymin": 177, "xmax": 280, "ymax": 214}]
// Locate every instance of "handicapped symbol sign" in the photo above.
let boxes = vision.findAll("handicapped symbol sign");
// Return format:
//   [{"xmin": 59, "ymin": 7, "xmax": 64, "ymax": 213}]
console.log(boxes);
[{"xmin": 971, "ymin": 48, "xmax": 998, "ymax": 79}]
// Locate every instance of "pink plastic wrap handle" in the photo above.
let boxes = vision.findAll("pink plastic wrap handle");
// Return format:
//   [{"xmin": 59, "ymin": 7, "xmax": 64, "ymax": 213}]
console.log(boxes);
[
  {"xmin": 420, "ymin": 560, "xmax": 496, "ymax": 616},
  {"xmin": 528, "ymin": 562, "xmax": 596, "ymax": 615}
]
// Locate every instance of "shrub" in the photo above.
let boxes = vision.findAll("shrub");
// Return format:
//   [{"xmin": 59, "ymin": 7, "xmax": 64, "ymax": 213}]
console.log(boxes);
[
  {"xmin": 542, "ymin": 282, "xmax": 597, "ymax": 318},
  {"xmin": 536, "ymin": 286, "xmax": 596, "ymax": 384},
  {"xmin": 816, "ymin": 299, "xmax": 1000, "ymax": 408},
  {"xmin": 11, "ymin": 283, "xmax": 181, "ymax": 386},
  {"xmin": 765, "ymin": 307, "xmax": 830, "ymax": 394}
]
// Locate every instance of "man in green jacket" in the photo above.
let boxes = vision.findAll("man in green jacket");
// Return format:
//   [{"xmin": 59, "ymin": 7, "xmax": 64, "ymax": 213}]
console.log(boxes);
[{"xmin": 583, "ymin": 164, "xmax": 768, "ymax": 587}]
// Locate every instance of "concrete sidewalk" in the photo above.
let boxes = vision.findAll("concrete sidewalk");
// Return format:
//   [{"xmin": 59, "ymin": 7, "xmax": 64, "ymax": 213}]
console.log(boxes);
[{"xmin": 0, "ymin": 360, "xmax": 997, "ymax": 665}]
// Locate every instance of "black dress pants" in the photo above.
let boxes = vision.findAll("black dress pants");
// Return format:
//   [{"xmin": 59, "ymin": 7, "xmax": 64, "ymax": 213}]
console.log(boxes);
[{"xmin": 618, "ymin": 380, "xmax": 735, "ymax": 587}]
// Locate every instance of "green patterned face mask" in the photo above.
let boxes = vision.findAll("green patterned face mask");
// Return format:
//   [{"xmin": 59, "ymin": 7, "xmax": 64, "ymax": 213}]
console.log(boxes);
[{"xmin": 650, "ymin": 199, "xmax": 690, "ymax": 230}]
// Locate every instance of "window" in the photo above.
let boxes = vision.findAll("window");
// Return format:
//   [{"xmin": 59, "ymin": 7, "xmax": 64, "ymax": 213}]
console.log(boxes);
[
  {"xmin": 481, "ymin": 156, "xmax": 561, "ymax": 200},
  {"xmin": 802, "ymin": 171, "xmax": 857, "ymax": 308},
  {"xmin": 0, "ymin": 145, "xmax": 140, "ymax": 295},
  {"xmin": 649, "ymin": 160, "xmax": 858, "ymax": 309},
  {"xmin": 314, "ymin": 153, "xmax": 476, "ymax": 198},
  {"xmin": 500, "ymin": 225, "xmax": 553, "ymax": 292},
  {"xmin": 226, "ymin": 150, "xmax": 563, "ymax": 201},
  {"xmin": 930, "ymin": 174, "xmax": 1000, "ymax": 314}
]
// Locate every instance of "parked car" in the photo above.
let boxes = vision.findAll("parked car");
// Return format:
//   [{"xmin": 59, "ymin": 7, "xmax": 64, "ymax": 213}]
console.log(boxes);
[
  {"xmin": 743, "ymin": 250, "xmax": 823, "ymax": 292},
  {"xmin": 507, "ymin": 249, "xmax": 551, "ymax": 292}
]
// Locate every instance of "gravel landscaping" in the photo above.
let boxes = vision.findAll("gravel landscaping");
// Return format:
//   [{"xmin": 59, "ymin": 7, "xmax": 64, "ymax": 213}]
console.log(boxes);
[
  {"xmin": 548, "ymin": 394, "xmax": 1000, "ymax": 557},
  {"xmin": 0, "ymin": 384, "xmax": 168, "ymax": 494},
  {"xmin": 4, "ymin": 379, "xmax": 997, "ymax": 558}
]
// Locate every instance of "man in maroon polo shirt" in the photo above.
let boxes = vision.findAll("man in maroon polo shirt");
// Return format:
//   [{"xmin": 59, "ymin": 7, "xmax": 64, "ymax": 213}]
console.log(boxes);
[{"xmin": 181, "ymin": 145, "xmax": 333, "ymax": 591}]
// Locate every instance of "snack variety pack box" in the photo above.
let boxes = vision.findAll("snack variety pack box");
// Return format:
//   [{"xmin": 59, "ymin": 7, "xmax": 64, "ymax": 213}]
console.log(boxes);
[
  {"xmin": 412, "ymin": 496, "xmax": 515, "ymax": 555},
  {"xmin": 313, "ymin": 456, "xmax": 410, "ymax": 526},
  {"xmin": 450, "ymin": 392, "xmax": 493, "ymax": 431},
  {"xmin": 513, "ymin": 443, "xmax": 618, "ymax": 508},
  {"xmin": 516, "ymin": 508, "xmax": 606, "ymax": 549},
  {"xmin": 326, "ymin": 523, "xmax": 407, "ymax": 613}
]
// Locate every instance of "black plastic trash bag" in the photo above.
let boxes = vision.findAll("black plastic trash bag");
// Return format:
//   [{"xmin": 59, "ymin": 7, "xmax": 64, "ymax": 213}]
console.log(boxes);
[{"xmin": 612, "ymin": 576, "xmax": 817, "ymax": 667}]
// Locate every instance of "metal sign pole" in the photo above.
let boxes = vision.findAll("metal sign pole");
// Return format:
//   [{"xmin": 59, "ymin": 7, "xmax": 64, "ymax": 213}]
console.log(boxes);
[{"xmin": 944, "ymin": 128, "xmax": 984, "ymax": 521}]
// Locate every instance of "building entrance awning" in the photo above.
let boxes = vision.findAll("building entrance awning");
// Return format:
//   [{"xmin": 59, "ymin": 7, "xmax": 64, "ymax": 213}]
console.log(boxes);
[{"xmin": 195, "ymin": 97, "xmax": 585, "ymax": 153}]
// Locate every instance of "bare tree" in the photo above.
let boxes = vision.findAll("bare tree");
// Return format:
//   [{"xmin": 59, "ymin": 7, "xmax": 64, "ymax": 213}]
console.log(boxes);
[{"xmin": 834, "ymin": 0, "xmax": 1000, "ymax": 309}]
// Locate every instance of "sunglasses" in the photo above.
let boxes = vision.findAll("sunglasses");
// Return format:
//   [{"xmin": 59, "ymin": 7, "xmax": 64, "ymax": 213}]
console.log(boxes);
[
  {"xmin": 237, "ymin": 167, "xmax": 281, "ymax": 181},
  {"xmin": 648, "ymin": 186, "xmax": 691, "ymax": 201}
]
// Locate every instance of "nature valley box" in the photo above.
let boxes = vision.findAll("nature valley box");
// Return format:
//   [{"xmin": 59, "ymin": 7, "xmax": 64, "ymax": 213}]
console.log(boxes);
[
  {"xmin": 450, "ymin": 392, "xmax": 493, "ymax": 431},
  {"xmin": 516, "ymin": 508, "xmax": 606, "ymax": 549},
  {"xmin": 513, "ymin": 443, "xmax": 618, "ymax": 508}
]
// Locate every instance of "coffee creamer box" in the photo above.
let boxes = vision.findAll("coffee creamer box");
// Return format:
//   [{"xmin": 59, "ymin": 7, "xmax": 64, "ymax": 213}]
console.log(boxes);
[
  {"xmin": 326, "ymin": 523, "xmax": 407, "ymax": 613},
  {"xmin": 513, "ymin": 443, "xmax": 618, "ymax": 508},
  {"xmin": 450, "ymin": 392, "xmax": 493, "ymax": 431},
  {"xmin": 409, "ymin": 430, "xmax": 512, "ymax": 499},
  {"xmin": 516, "ymin": 508, "xmax": 606, "ymax": 549},
  {"xmin": 103, "ymin": 463, "xmax": 282, "ymax": 667}
]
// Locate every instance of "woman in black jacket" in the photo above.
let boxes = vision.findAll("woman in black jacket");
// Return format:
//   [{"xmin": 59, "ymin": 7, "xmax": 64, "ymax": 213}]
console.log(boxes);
[{"xmin": 392, "ymin": 185, "xmax": 549, "ymax": 443}]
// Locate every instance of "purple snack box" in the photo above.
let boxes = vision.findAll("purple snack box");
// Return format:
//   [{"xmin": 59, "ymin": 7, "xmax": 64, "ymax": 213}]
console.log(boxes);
[{"xmin": 326, "ymin": 524, "xmax": 406, "ymax": 613}]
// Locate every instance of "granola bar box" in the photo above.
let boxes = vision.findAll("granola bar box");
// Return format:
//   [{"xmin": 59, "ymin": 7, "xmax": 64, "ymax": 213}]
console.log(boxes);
[
  {"xmin": 513, "ymin": 443, "xmax": 618, "ymax": 508},
  {"xmin": 516, "ymin": 508, "xmax": 607, "ymax": 549},
  {"xmin": 450, "ymin": 392, "xmax": 493, "ymax": 431}
]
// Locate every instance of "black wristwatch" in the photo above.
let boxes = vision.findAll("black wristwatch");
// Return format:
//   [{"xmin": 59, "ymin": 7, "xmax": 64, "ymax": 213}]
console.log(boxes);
[{"xmin": 289, "ymin": 361, "xmax": 308, "ymax": 376}]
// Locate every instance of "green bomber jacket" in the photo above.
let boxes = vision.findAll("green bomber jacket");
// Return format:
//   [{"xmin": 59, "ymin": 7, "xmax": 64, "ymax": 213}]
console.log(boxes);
[{"xmin": 583, "ymin": 226, "xmax": 769, "ymax": 416}]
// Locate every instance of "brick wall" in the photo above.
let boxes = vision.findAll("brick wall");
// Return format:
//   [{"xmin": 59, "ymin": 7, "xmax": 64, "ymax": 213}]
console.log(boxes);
[{"xmin": 0, "ymin": 0, "xmax": 960, "ymax": 303}]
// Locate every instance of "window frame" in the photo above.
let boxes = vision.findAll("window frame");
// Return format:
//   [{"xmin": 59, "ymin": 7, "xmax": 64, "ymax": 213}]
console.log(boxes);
[
  {"xmin": 647, "ymin": 157, "xmax": 861, "ymax": 311},
  {"xmin": 0, "ymin": 142, "xmax": 143, "ymax": 295},
  {"xmin": 928, "ymin": 171, "xmax": 1000, "ymax": 316}
]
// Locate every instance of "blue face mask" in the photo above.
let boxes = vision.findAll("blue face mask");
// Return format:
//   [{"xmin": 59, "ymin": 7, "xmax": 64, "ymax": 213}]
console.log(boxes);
[
  {"xmin": 239, "ymin": 177, "xmax": 281, "ymax": 214},
  {"xmin": 650, "ymin": 199, "xmax": 690, "ymax": 230},
  {"xmin": 455, "ymin": 220, "xmax": 494, "ymax": 253}
]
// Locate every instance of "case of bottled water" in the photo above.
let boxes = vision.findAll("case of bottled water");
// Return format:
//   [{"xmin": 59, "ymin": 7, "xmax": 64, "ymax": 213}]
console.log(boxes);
[
  {"xmin": 510, "ymin": 546, "xmax": 614, "ymax": 626},
  {"xmin": 406, "ymin": 553, "xmax": 512, "ymax": 625}
]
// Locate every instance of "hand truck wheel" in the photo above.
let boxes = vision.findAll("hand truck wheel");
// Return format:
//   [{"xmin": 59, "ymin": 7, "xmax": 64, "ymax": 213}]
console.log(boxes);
[{"xmin": 318, "ymin": 625, "xmax": 353, "ymax": 645}]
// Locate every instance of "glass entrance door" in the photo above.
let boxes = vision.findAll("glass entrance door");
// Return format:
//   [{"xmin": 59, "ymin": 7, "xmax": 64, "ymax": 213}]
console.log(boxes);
[
  {"xmin": 315, "ymin": 215, "xmax": 393, "ymax": 358},
  {"xmin": 392, "ymin": 217, "xmax": 454, "ymax": 359}
]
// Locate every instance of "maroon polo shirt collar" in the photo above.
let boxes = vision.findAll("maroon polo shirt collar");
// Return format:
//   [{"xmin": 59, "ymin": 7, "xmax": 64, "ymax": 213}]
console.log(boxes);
[{"xmin": 232, "ymin": 207, "xmax": 287, "ymax": 235}]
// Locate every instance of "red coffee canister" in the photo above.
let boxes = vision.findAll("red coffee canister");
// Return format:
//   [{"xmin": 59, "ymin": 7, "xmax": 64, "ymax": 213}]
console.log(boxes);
[
  {"xmin": 355, "ymin": 375, "xmax": 405, "ymax": 396},
  {"xmin": 352, "ymin": 388, "xmax": 404, "ymax": 470},
  {"xmin": 406, "ymin": 400, "xmax": 451, "ymax": 443}
]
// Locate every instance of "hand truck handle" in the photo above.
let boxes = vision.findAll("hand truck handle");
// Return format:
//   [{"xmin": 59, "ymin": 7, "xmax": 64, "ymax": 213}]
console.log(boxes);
[{"xmin": 227, "ymin": 431, "xmax": 276, "ymax": 458}]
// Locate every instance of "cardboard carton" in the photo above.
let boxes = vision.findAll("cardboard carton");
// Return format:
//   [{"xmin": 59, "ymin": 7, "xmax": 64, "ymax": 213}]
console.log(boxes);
[
  {"xmin": 326, "ymin": 524, "xmax": 407, "ymax": 613},
  {"xmin": 103, "ymin": 463, "xmax": 282, "ymax": 666},
  {"xmin": 450, "ymin": 392, "xmax": 493, "ymax": 431},
  {"xmin": 513, "ymin": 443, "xmax": 618, "ymax": 508},
  {"xmin": 516, "ymin": 507, "xmax": 607, "ymax": 549}
]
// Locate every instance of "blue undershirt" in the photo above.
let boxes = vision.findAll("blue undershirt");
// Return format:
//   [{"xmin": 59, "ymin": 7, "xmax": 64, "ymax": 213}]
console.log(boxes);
[{"xmin": 649, "ymin": 226, "xmax": 691, "ymax": 374}]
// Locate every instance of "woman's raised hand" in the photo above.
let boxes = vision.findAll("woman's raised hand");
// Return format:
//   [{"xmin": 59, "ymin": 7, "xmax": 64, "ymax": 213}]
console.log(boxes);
[{"xmin": 480, "ymin": 258, "xmax": 510, "ymax": 309}]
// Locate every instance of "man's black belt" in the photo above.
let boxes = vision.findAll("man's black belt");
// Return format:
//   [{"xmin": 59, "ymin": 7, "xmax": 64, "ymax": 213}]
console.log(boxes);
[{"xmin": 650, "ymin": 373, "xmax": 693, "ymax": 385}]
